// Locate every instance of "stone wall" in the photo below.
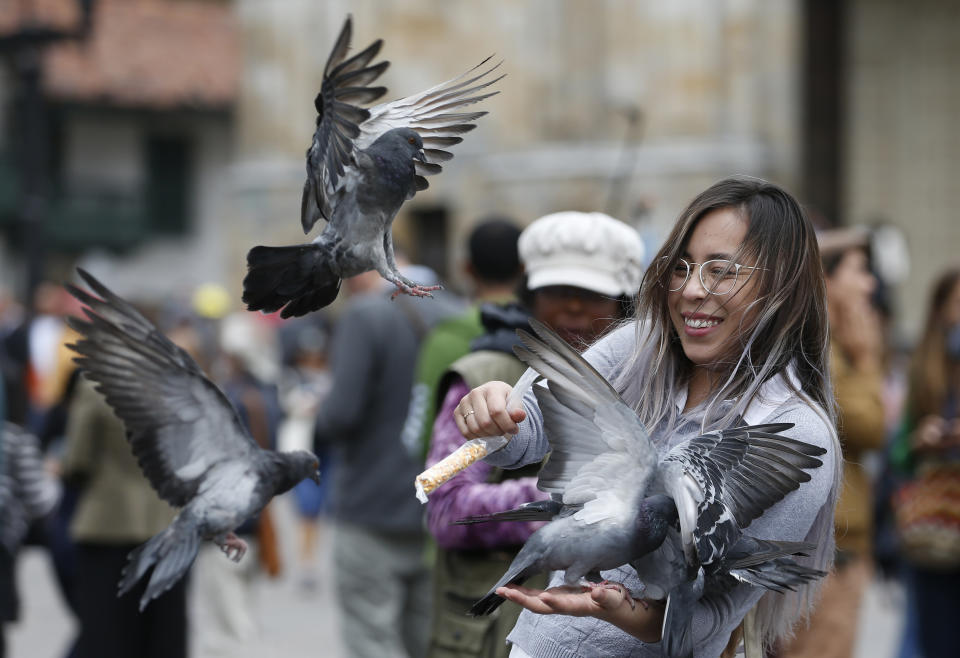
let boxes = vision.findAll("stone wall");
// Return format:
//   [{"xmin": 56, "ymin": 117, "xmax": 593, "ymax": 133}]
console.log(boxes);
[
  {"xmin": 229, "ymin": 0, "xmax": 803, "ymax": 294},
  {"xmin": 845, "ymin": 0, "xmax": 960, "ymax": 341}
]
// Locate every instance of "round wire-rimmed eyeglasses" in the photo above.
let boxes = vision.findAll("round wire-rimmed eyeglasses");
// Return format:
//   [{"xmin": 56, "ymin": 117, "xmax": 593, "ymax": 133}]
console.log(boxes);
[{"xmin": 661, "ymin": 257, "xmax": 766, "ymax": 295}]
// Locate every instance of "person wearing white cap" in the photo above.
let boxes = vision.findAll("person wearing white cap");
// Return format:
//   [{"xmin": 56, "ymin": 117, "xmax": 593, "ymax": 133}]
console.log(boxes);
[
  {"xmin": 423, "ymin": 211, "xmax": 644, "ymax": 658},
  {"xmin": 517, "ymin": 211, "xmax": 645, "ymax": 349}
]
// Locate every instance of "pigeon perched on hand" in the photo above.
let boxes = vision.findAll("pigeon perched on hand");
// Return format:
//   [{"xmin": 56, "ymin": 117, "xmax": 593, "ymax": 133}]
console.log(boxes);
[
  {"xmin": 627, "ymin": 525, "xmax": 824, "ymax": 657},
  {"xmin": 468, "ymin": 320, "xmax": 827, "ymax": 633},
  {"xmin": 65, "ymin": 269, "xmax": 321, "ymax": 610},
  {"xmin": 242, "ymin": 16, "xmax": 502, "ymax": 317}
]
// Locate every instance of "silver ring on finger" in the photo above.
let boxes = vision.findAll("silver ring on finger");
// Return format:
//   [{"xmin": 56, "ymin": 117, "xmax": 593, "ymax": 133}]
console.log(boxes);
[{"xmin": 461, "ymin": 409, "xmax": 476, "ymax": 420}]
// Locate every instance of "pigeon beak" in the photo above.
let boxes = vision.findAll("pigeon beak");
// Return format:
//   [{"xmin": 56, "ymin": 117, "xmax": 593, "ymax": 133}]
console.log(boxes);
[
  {"xmin": 311, "ymin": 471, "xmax": 321, "ymax": 485},
  {"xmin": 415, "ymin": 148, "xmax": 426, "ymax": 163}
]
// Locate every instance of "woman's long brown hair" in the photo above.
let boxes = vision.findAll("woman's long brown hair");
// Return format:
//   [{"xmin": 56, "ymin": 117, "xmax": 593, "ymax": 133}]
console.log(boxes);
[{"xmin": 908, "ymin": 268, "xmax": 960, "ymax": 419}]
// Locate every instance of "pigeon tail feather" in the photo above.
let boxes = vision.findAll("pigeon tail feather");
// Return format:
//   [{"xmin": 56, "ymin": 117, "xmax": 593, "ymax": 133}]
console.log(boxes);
[
  {"xmin": 118, "ymin": 522, "xmax": 201, "ymax": 612},
  {"xmin": 661, "ymin": 568, "xmax": 705, "ymax": 658},
  {"xmin": 243, "ymin": 243, "xmax": 341, "ymax": 317},
  {"xmin": 468, "ymin": 551, "xmax": 541, "ymax": 616},
  {"xmin": 453, "ymin": 500, "xmax": 563, "ymax": 525},
  {"xmin": 728, "ymin": 560, "xmax": 826, "ymax": 593}
]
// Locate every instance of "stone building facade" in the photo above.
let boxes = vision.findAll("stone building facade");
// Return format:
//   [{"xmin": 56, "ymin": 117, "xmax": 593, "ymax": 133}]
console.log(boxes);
[{"xmin": 1, "ymin": 0, "xmax": 956, "ymax": 339}]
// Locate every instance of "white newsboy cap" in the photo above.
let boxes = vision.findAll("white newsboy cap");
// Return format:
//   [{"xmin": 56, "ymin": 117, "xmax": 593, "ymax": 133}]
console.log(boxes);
[{"xmin": 518, "ymin": 211, "xmax": 646, "ymax": 297}]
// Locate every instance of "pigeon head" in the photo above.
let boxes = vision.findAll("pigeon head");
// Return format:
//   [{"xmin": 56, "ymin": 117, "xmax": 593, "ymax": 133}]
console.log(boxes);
[
  {"xmin": 372, "ymin": 127, "xmax": 426, "ymax": 162},
  {"xmin": 632, "ymin": 494, "xmax": 680, "ymax": 556},
  {"xmin": 275, "ymin": 450, "xmax": 322, "ymax": 493}
]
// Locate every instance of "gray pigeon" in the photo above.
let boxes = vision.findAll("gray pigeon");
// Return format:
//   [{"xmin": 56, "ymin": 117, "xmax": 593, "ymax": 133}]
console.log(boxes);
[
  {"xmin": 467, "ymin": 320, "xmax": 827, "ymax": 637},
  {"xmin": 65, "ymin": 269, "xmax": 321, "ymax": 610},
  {"xmin": 465, "ymin": 500, "xmax": 823, "ymax": 657},
  {"xmin": 628, "ymin": 530, "xmax": 824, "ymax": 658},
  {"xmin": 242, "ymin": 16, "xmax": 502, "ymax": 317}
]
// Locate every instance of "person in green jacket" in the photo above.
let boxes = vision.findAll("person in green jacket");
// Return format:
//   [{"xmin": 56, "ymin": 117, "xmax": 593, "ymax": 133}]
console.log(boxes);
[{"xmin": 402, "ymin": 218, "xmax": 523, "ymax": 460}]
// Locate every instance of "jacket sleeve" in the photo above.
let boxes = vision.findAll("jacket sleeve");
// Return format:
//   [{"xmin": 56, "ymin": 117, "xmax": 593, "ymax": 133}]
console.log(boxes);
[
  {"xmin": 484, "ymin": 323, "xmax": 637, "ymax": 469},
  {"xmin": 10, "ymin": 427, "xmax": 60, "ymax": 520},
  {"xmin": 313, "ymin": 304, "xmax": 379, "ymax": 444},
  {"xmin": 426, "ymin": 378, "xmax": 548, "ymax": 550},
  {"xmin": 60, "ymin": 380, "xmax": 103, "ymax": 483},
  {"xmin": 831, "ymin": 345, "xmax": 886, "ymax": 453}
]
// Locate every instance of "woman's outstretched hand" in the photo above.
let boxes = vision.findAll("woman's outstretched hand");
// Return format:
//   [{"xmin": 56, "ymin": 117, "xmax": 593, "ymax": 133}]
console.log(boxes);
[
  {"xmin": 496, "ymin": 583, "xmax": 665, "ymax": 643},
  {"xmin": 454, "ymin": 381, "xmax": 526, "ymax": 439}
]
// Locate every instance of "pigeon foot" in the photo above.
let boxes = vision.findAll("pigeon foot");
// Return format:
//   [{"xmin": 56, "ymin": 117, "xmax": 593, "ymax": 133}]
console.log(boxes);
[
  {"xmin": 582, "ymin": 580, "xmax": 646, "ymax": 611},
  {"xmin": 218, "ymin": 532, "xmax": 248, "ymax": 562},
  {"xmin": 390, "ymin": 282, "xmax": 442, "ymax": 300}
]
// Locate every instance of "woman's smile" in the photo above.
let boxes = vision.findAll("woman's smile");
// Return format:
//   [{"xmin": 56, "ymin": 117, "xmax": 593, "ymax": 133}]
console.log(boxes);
[{"xmin": 680, "ymin": 311, "xmax": 724, "ymax": 335}]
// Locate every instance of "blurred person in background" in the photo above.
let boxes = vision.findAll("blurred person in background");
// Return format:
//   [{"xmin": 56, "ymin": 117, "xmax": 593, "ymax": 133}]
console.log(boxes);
[
  {"xmin": 0, "ymin": 288, "xmax": 24, "ymax": 428},
  {"xmin": 2, "ymin": 283, "xmax": 78, "ymax": 434},
  {"xmin": 60, "ymin": 308, "xmax": 185, "ymax": 658},
  {"xmin": 777, "ymin": 227, "xmax": 886, "ymax": 658},
  {"xmin": 313, "ymin": 259, "xmax": 463, "ymax": 658},
  {"xmin": 889, "ymin": 267, "xmax": 960, "ymax": 658},
  {"xmin": 1, "ymin": 282, "xmax": 86, "ymax": 655},
  {"xmin": 277, "ymin": 317, "xmax": 335, "ymax": 593},
  {"xmin": 402, "ymin": 217, "xmax": 523, "ymax": 461},
  {"xmin": 193, "ymin": 308, "xmax": 284, "ymax": 657},
  {"xmin": 424, "ymin": 211, "xmax": 644, "ymax": 658},
  {"xmin": 0, "ymin": 422, "xmax": 61, "ymax": 658}
]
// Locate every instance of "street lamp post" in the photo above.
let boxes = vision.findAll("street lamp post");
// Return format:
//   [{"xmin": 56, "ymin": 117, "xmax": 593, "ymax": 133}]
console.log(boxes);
[{"xmin": 0, "ymin": 0, "xmax": 95, "ymax": 306}]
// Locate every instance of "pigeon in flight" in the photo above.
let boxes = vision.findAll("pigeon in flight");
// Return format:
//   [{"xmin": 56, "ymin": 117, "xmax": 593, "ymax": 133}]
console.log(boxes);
[
  {"xmin": 65, "ymin": 269, "xmax": 321, "ymax": 610},
  {"xmin": 242, "ymin": 16, "xmax": 503, "ymax": 317},
  {"xmin": 467, "ymin": 320, "xmax": 827, "ymax": 632}
]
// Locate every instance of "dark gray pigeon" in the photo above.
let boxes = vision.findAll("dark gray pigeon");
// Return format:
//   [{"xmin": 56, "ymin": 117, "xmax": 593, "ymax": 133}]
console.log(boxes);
[
  {"xmin": 467, "ymin": 320, "xmax": 827, "ymax": 636},
  {"xmin": 628, "ymin": 529, "xmax": 824, "ymax": 658},
  {"xmin": 242, "ymin": 16, "xmax": 502, "ymax": 317},
  {"xmin": 64, "ymin": 269, "xmax": 321, "ymax": 610}
]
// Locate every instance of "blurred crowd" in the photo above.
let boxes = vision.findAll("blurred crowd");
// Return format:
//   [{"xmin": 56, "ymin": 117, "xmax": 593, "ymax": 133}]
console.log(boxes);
[{"xmin": 1, "ymin": 209, "xmax": 959, "ymax": 658}]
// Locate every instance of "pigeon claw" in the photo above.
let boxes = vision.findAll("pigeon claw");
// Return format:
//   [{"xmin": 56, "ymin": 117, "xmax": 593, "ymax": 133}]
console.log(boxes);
[
  {"xmin": 218, "ymin": 533, "xmax": 248, "ymax": 563},
  {"xmin": 390, "ymin": 282, "xmax": 443, "ymax": 300},
  {"xmin": 583, "ymin": 580, "xmax": 643, "ymax": 611}
]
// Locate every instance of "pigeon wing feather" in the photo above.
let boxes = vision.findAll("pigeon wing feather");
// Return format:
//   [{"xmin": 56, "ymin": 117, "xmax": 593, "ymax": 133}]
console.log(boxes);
[
  {"xmin": 659, "ymin": 424, "xmax": 825, "ymax": 567},
  {"xmin": 303, "ymin": 16, "xmax": 389, "ymax": 232},
  {"xmin": 65, "ymin": 269, "xmax": 260, "ymax": 508},
  {"xmin": 513, "ymin": 320, "xmax": 657, "ymax": 518},
  {"xmin": 356, "ymin": 56, "xmax": 503, "ymax": 189}
]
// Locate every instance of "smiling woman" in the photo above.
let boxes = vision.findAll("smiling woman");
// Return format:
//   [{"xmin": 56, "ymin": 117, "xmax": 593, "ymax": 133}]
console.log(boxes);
[
  {"xmin": 664, "ymin": 207, "xmax": 766, "ymax": 408},
  {"xmin": 453, "ymin": 177, "xmax": 841, "ymax": 658}
]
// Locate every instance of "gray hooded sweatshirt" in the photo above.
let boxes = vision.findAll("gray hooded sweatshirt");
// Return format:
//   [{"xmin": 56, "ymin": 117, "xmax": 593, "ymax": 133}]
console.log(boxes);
[{"xmin": 484, "ymin": 323, "xmax": 838, "ymax": 658}]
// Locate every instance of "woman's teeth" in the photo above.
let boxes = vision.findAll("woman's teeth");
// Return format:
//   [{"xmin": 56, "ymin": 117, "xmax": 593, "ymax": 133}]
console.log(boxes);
[{"xmin": 685, "ymin": 317, "xmax": 720, "ymax": 328}]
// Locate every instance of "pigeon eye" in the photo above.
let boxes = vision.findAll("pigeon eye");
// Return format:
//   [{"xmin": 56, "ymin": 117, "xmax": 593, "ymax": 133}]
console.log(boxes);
[{"xmin": 408, "ymin": 137, "xmax": 416, "ymax": 145}]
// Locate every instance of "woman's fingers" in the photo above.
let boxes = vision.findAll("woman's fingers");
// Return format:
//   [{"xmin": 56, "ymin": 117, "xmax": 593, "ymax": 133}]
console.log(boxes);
[
  {"xmin": 454, "ymin": 382, "xmax": 520, "ymax": 438},
  {"xmin": 496, "ymin": 585, "xmax": 556, "ymax": 614},
  {"xmin": 914, "ymin": 414, "xmax": 947, "ymax": 449},
  {"xmin": 481, "ymin": 385, "xmax": 522, "ymax": 436},
  {"xmin": 498, "ymin": 582, "xmax": 664, "ymax": 641},
  {"xmin": 497, "ymin": 584, "xmax": 591, "ymax": 616}
]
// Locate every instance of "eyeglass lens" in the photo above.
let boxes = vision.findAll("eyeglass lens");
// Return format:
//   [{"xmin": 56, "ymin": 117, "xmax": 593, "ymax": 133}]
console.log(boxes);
[{"xmin": 668, "ymin": 259, "xmax": 740, "ymax": 294}]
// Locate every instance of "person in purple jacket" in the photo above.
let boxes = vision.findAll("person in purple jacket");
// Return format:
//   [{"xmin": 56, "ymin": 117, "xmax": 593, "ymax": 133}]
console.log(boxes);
[{"xmin": 424, "ymin": 212, "xmax": 645, "ymax": 658}]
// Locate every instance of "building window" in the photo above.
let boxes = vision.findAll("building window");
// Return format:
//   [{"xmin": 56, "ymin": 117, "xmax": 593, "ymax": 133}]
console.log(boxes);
[
  {"xmin": 145, "ymin": 135, "xmax": 193, "ymax": 234},
  {"xmin": 408, "ymin": 204, "xmax": 449, "ymax": 279}
]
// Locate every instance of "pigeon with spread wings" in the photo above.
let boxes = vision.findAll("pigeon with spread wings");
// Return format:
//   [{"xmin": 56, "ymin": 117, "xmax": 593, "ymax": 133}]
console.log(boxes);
[
  {"xmin": 65, "ymin": 269, "xmax": 321, "ymax": 610},
  {"xmin": 468, "ymin": 320, "xmax": 826, "ymax": 657},
  {"xmin": 242, "ymin": 16, "xmax": 502, "ymax": 317}
]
